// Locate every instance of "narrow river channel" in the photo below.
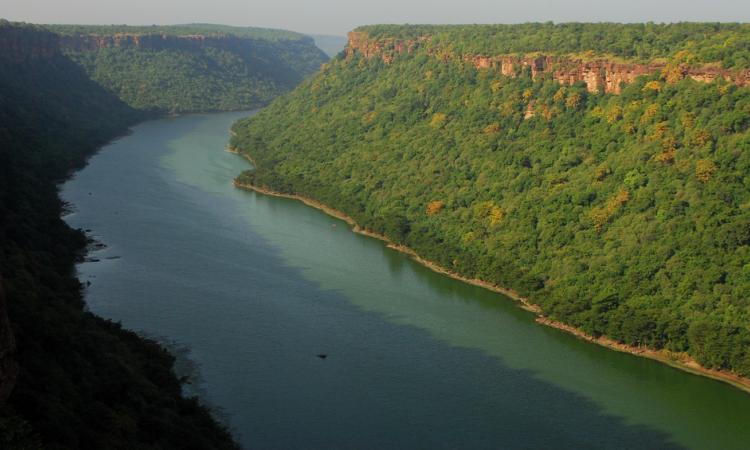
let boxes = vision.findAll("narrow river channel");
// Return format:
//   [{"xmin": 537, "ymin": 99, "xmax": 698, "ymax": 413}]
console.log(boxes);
[{"xmin": 61, "ymin": 111, "xmax": 750, "ymax": 450}]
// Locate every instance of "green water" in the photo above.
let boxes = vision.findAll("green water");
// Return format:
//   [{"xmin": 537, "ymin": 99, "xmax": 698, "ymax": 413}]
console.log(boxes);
[{"xmin": 62, "ymin": 111, "xmax": 750, "ymax": 449}]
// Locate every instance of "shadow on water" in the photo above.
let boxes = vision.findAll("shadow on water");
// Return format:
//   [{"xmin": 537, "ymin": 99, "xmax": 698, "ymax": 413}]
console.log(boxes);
[
  {"xmin": 229, "ymin": 192, "xmax": 684, "ymax": 450},
  {"xmin": 139, "ymin": 332, "xmax": 235, "ymax": 429},
  {"xmin": 167, "ymin": 191, "xmax": 684, "ymax": 449},
  {"xmin": 61, "ymin": 111, "xmax": 747, "ymax": 450}
]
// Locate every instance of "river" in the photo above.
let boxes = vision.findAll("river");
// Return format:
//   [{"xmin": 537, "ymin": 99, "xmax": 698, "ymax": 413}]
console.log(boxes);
[{"xmin": 61, "ymin": 111, "xmax": 750, "ymax": 450}]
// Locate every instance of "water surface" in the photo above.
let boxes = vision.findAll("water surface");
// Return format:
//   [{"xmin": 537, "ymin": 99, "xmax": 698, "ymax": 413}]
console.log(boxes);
[{"xmin": 62, "ymin": 111, "xmax": 750, "ymax": 449}]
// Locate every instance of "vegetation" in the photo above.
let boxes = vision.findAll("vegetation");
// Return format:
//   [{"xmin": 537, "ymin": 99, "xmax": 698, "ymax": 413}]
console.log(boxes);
[
  {"xmin": 358, "ymin": 23, "xmax": 750, "ymax": 68},
  {"xmin": 231, "ymin": 23, "xmax": 750, "ymax": 378},
  {"xmin": 49, "ymin": 23, "xmax": 308, "ymax": 41},
  {"xmin": 47, "ymin": 23, "xmax": 328, "ymax": 113},
  {"xmin": 0, "ymin": 22, "xmax": 237, "ymax": 448}
]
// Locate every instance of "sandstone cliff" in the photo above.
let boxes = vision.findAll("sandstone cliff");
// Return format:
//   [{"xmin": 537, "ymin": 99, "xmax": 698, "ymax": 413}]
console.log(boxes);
[
  {"xmin": 0, "ymin": 24, "xmax": 330, "ymax": 113},
  {"xmin": 346, "ymin": 31, "xmax": 750, "ymax": 94},
  {"xmin": 0, "ymin": 24, "xmax": 59, "ymax": 61},
  {"xmin": 0, "ymin": 27, "xmax": 249, "ymax": 60},
  {"xmin": 58, "ymin": 32, "xmax": 272, "ymax": 54}
]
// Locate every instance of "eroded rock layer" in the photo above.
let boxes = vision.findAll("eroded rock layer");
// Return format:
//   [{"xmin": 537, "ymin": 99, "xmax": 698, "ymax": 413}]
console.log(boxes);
[{"xmin": 346, "ymin": 31, "xmax": 750, "ymax": 93}]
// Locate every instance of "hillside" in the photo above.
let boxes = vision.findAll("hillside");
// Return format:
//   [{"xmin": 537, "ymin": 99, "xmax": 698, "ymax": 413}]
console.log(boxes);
[
  {"xmin": 356, "ymin": 23, "xmax": 750, "ymax": 68},
  {"xmin": 49, "ymin": 23, "xmax": 307, "ymax": 40},
  {"xmin": 0, "ymin": 21, "xmax": 241, "ymax": 448},
  {"xmin": 231, "ymin": 23, "xmax": 750, "ymax": 382},
  {"xmin": 45, "ymin": 23, "xmax": 328, "ymax": 113}
]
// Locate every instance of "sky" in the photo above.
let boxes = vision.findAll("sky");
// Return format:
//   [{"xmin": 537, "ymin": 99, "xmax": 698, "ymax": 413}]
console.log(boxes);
[{"xmin": 2, "ymin": 0, "xmax": 749, "ymax": 36}]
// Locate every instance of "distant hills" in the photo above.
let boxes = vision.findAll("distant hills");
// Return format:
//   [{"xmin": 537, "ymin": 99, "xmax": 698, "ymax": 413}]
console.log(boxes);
[
  {"xmin": 42, "ymin": 23, "xmax": 329, "ymax": 113},
  {"xmin": 49, "ymin": 22, "xmax": 311, "ymax": 41}
]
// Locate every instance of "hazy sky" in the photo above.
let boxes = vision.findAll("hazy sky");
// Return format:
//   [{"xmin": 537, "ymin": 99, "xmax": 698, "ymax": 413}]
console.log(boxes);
[{"xmin": 3, "ymin": 0, "xmax": 749, "ymax": 36}]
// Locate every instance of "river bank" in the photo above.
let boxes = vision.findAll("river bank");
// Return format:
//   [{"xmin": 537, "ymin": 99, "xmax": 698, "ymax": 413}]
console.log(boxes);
[
  {"xmin": 61, "ymin": 110, "xmax": 750, "ymax": 449},
  {"xmin": 234, "ymin": 179, "xmax": 750, "ymax": 395}
]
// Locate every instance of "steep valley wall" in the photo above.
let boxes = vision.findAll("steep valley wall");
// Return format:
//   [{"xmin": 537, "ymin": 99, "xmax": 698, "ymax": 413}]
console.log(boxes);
[{"xmin": 346, "ymin": 31, "xmax": 750, "ymax": 94}]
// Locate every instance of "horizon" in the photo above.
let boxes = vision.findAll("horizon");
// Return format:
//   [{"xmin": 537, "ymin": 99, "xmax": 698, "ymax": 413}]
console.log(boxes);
[
  {"xmin": 4, "ymin": 19, "xmax": 750, "ymax": 39},
  {"xmin": 3, "ymin": 0, "xmax": 749, "ymax": 36}
]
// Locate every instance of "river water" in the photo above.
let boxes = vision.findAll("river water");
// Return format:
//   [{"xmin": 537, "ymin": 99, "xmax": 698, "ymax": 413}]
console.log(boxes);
[{"xmin": 61, "ymin": 111, "xmax": 750, "ymax": 449}]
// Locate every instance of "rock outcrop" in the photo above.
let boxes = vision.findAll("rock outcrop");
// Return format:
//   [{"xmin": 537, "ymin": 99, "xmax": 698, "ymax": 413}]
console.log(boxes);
[
  {"xmin": 58, "ymin": 33, "xmax": 253, "ymax": 53},
  {"xmin": 346, "ymin": 31, "xmax": 750, "ymax": 94},
  {"xmin": 0, "ymin": 25, "xmax": 59, "ymax": 61},
  {"xmin": 0, "ymin": 26, "xmax": 315, "ymax": 67},
  {"xmin": 346, "ymin": 31, "xmax": 427, "ymax": 64},
  {"xmin": 0, "ymin": 28, "xmax": 240, "ymax": 61}
]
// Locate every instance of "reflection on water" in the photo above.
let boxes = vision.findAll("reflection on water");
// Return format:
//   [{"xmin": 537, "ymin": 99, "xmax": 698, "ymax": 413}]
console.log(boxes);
[{"xmin": 61, "ymin": 111, "xmax": 750, "ymax": 449}]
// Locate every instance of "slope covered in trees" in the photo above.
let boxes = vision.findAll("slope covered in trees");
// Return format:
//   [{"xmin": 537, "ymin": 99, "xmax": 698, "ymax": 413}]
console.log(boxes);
[
  {"xmin": 50, "ymin": 23, "xmax": 306, "ymax": 40},
  {"xmin": 231, "ymin": 23, "xmax": 750, "ymax": 380},
  {"xmin": 359, "ymin": 23, "xmax": 750, "ymax": 68},
  {"xmin": 0, "ymin": 21, "xmax": 238, "ymax": 448},
  {"xmin": 46, "ymin": 23, "xmax": 328, "ymax": 113}
]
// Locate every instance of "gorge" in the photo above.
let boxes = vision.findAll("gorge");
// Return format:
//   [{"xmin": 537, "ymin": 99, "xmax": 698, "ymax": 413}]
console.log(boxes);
[
  {"xmin": 60, "ymin": 110, "xmax": 750, "ymax": 450},
  {"xmin": 2, "ymin": 17, "xmax": 750, "ymax": 449},
  {"xmin": 0, "ymin": 20, "xmax": 327, "ymax": 447}
]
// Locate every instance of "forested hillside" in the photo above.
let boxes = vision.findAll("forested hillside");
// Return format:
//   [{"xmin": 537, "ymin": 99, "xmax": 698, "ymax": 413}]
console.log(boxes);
[
  {"xmin": 46, "ymin": 23, "xmax": 328, "ymax": 113},
  {"xmin": 359, "ymin": 23, "xmax": 750, "ymax": 68},
  {"xmin": 0, "ymin": 21, "xmax": 238, "ymax": 448},
  {"xmin": 231, "ymin": 23, "xmax": 750, "ymax": 380}
]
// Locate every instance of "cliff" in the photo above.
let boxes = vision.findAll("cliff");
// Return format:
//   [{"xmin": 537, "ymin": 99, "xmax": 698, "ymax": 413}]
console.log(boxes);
[
  {"xmin": 346, "ymin": 31, "xmax": 750, "ymax": 94},
  {"xmin": 33, "ymin": 25, "xmax": 329, "ymax": 113},
  {"xmin": 0, "ymin": 23, "xmax": 59, "ymax": 61},
  {"xmin": 59, "ymin": 32, "xmax": 228, "ymax": 51},
  {"xmin": 0, "ymin": 22, "xmax": 328, "ymax": 114},
  {"xmin": 57, "ymin": 32, "xmax": 309, "ymax": 55},
  {"xmin": 0, "ymin": 25, "xmax": 302, "ymax": 62}
]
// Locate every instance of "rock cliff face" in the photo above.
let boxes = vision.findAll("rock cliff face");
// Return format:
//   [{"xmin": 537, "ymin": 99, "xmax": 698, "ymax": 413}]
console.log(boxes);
[
  {"xmin": 2, "ymin": 26, "xmax": 328, "ymax": 113},
  {"xmin": 58, "ymin": 33, "xmax": 261, "ymax": 53},
  {"xmin": 346, "ymin": 31, "xmax": 427, "ymax": 64},
  {"xmin": 346, "ymin": 31, "xmax": 750, "ymax": 94},
  {"xmin": 0, "ymin": 27, "xmax": 319, "ymax": 70},
  {"xmin": 460, "ymin": 54, "xmax": 665, "ymax": 94},
  {"xmin": 0, "ymin": 28, "xmax": 249, "ymax": 61},
  {"xmin": 0, "ymin": 25, "xmax": 59, "ymax": 61}
]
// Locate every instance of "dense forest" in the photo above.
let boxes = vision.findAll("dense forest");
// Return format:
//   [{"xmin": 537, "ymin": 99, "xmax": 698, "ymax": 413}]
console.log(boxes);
[
  {"xmin": 360, "ymin": 23, "xmax": 750, "ymax": 68},
  {"xmin": 231, "ymin": 23, "xmax": 750, "ymax": 378},
  {"xmin": 0, "ymin": 21, "xmax": 243, "ymax": 448},
  {"xmin": 46, "ymin": 23, "xmax": 328, "ymax": 113},
  {"xmin": 49, "ymin": 23, "xmax": 306, "ymax": 40}
]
